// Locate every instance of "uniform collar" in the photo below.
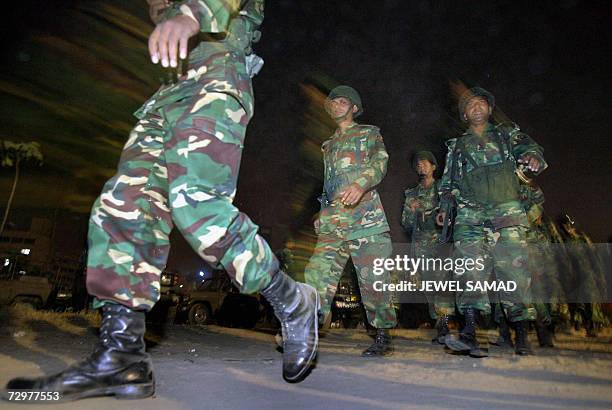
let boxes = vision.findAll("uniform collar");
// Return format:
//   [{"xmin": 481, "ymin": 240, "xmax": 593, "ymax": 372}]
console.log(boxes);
[
  {"xmin": 418, "ymin": 179, "xmax": 438, "ymax": 190},
  {"xmin": 463, "ymin": 122, "xmax": 496, "ymax": 138},
  {"xmin": 334, "ymin": 122, "xmax": 359, "ymax": 137}
]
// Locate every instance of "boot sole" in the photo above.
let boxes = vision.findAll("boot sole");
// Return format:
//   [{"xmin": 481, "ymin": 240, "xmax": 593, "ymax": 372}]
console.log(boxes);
[
  {"xmin": 432, "ymin": 335, "xmax": 447, "ymax": 345},
  {"xmin": 283, "ymin": 286, "xmax": 319, "ymax": 383},
  {"xmin": 469, "ymin": 349, "xmax": 488, "ymax": 358},
  {"xmin": 444, "ymin": 334, "xmax": 471, "ymax": 353},
  {"xmin": 361, "ymin": 348, "xmax": 394, "ymax": 357},
  {"xmin": 1, "ymin": 382, "xmax": 155, "ymax": 403}
]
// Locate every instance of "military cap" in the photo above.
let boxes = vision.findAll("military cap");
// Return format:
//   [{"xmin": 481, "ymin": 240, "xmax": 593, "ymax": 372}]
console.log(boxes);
[
  {"xmin": 412, "ymin": 150, "xmax": 438, "ymax": 169},
  {"xmin": 458, "ymin": 87, "xmax": 495, "ymax": 119},
  {"xmin": 327, "ymin": 85, "xmax": 363, "ymax": 117}
]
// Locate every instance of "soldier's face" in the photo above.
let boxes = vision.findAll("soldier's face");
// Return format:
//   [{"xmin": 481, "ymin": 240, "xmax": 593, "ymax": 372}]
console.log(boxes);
[
  {"xmin": 415, "ymin": 159, "xmax": 435, "ymax": 177},
  {"xmin": 464, "ymin": 97, "xmax": 492, "ymax": 125},
  {"xmin": 325, "ymin": 97, "xmax": 356, "ymax": 120}
]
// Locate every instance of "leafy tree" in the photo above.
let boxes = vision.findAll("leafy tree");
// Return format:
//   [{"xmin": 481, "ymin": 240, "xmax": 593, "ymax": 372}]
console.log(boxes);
[{"xmin": 0, "ymin": 141, "xmax": 43, "ymax": 234}]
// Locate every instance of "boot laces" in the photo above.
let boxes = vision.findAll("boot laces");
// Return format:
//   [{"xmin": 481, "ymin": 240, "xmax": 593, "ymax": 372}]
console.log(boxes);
[
  {"xmin": 267, "ymin": 292, "xmax": 299, "ymax": 342},
  {"xmin": 99, "ymin": 312, "xmax": 113, "ymax": 345},
  {"xmin": 439, "ymin": 315, "xmax": 450, "ymax": 330},
  {"xmin": 375, "ymin": 330, "xmax": 388, "ymax": 345}
]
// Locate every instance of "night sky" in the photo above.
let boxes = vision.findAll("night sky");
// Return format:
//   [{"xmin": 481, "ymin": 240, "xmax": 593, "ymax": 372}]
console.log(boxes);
[{"xmin": 1, "ymin": 0, "xmax": 611, "ymax": 272}]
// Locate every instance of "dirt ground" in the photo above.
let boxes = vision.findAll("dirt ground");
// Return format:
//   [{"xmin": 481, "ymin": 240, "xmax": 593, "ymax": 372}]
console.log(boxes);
[{"xmin": 0, "ymin": 306, "xmax": 611, "ymax": 410}]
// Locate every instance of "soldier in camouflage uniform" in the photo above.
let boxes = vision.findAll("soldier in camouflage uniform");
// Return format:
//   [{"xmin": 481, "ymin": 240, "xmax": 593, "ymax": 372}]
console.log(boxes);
[
  {"xmin": 539, "ymin": 216, "xmax": 574, "ymax": 334},
  {"xmin": 562, "ymin": 216, "xmax": 607, "ymax": 337},
  {"xmin": 304, "ymin": 85, "xmax": 397, "ymax": 357},
  {"xmin": 4, "ymin": 1, "xmax": 319, "ymax": 401},
  {"xmin": 488, "ymin": 181, "xmax": 544, "ymax": 349},
  {"xmin": 438, "ymin": 87, "xmax": 547, "ymax": 357},
  {"xmin": 520, "ymin": 184, "xmax": 568, "ymax": 347},
  {"xmin": 401, "ymin": 150, "xmax": 455, "ymax": 344}
]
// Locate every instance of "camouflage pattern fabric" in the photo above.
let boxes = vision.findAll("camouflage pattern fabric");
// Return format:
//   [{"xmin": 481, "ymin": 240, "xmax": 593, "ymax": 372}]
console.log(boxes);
[
  {"xmin": 136, "ymin": 0, "xmax": 264, "ymax": 120},
  {"xmin": 519, "ymin": 183, "xmax": 545, "ymax": 224},
  {"xmin": 542, "ymin": 219, "xmax": 574, "ymax": 325},
  {"xmin": 439, "ymin": 122, "xmax": 547, "ymax": 322},
  {"xmin": 304, "ymin": 232, "xmax": 397, "ymax": 329},
  {"xmin": 306, "ymin": 123, "xmax": 396, "ymax": 329},
  {"xmin": 401, "ymin": 180, "xmax": 454, "ymax": 318},
  {"xmin": 401, "ymin": 182, "xmax": 439, "ymax": 233},
  {"xmin": 439, "ymin": 123, "xmax": 547, "ymax": 208},
  {"xmin": 317, "ymin": 123, "xmax": 390, "ymax": 240},
  {"xmin": 520, "ymin": 184, "xmax": 569, "ymax": 323},
  {"xmin": 564, "ymin": 231, "xmax": 607, "ymax": 325},
  {"xmin": 452, "ymin": 202, "xmax": 534, "ymax": 321},
  {"xmin": 526, "ymin": 223, "xmax": 570, "ymax": 323},
  {"xmin": 86, "ymin": 0, "xmax": 278, "ymax": 310}
]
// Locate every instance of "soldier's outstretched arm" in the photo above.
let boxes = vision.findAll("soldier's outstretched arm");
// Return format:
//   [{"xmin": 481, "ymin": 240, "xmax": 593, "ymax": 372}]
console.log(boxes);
[
  {"xmin": 511, "ymin": 130, "xmax": 548, "ymax": 175},
  {"xmin": 148, "ymin": 0, "xmax": 242, "ymax": 67}
]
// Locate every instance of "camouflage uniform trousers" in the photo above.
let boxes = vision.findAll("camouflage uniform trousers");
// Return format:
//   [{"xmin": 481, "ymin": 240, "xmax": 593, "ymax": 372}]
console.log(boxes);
[
  {"xmin": 569, "ymin": 240, "xmax": 607, "ymax": 326},
  {"xmin": 452, "ymin": 201, "xmax": 534, "ymax": 322},
  {"xmin": 527, "ymin": 233, "xmax": 570, "ymax": 323},
  {"xmin": 304, "ymin": 232, "xmax": 397, "ymax": 329},
  {"xmin": 86, "ymin": 92, "xmax": 278, "ymax": 310},
  {"xmin": 412, "ymin": 238, "xmax": 455, "ymax": 320}
]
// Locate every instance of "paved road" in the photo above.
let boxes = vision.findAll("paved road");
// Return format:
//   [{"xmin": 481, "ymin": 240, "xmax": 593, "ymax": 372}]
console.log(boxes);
[{"xmin": 1, "ymin": 318, "xmax": 611, "ymax": 410}]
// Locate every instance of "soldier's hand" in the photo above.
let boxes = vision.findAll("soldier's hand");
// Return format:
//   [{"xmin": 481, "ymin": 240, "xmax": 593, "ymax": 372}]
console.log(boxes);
[
  {"xmin": 436, "ymin": 211, "xmax": 446, "ymax": 226},
  {"xmin": 409, "ymin": 199, "xmax": 421, "ymax": 212},
  {"xmin": 313, "ymin": 219, "xmax": 321, "ymax": 234},
  {"xmin": 518, "ymin": 154, "xmax": 541, "ymax": 173},
  {"xmin": 147, "ymin": 0, "xmax": 170, "ymax": 24},
  {"xmin": 339, "ymin": 183, "xmax": 365, "ymax": 207},
  {"xmin": 149, "ymin": 14, "xmax": 199, "ymax": 68}
]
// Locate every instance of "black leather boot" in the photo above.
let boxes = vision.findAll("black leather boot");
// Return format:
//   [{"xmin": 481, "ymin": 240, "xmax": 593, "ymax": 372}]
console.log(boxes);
[
  {"xmin": 3, "ymin": 303, "xmax": 154, "ymax": 402},
  {"xmin": 432, "ymin": 315, "xmax": 450, "ymax": 345},
  {"xmin": 445, "ymin": 307, "xmax": 488, "ymax": 358},
  {"xmin": 513, "ymin": 320, "xmax": 533, "ymax": 355},
  {"xmin": 275, "ymin": 310, "xmax": 327, "ymax": 350},
  {"xmin": 261, "ymin": 271, "xmax": 319, "ymax": 383},
  {"xmin": 535, "ymin": 318, "xmax": 554, "ymax": 348},
  {"xmin": 585, "ymin": 319, "xmax": 599, "ymax": 338},
  {"xmin": 362, "ymin": 328, "xmax": 393, "ymax": 357},
  {"xmin": 491, "ymin": 314, "xmax": 514, "ymax": 349}
]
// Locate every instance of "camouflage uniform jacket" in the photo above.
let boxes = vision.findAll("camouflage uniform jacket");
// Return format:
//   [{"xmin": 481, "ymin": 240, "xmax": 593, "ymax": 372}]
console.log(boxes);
[
  {"xmin": 439, "ymin": 122, "xmax": 547, "ymax": 211},
  {"xmin": 401, "ymin": 180, "xmax": 440, "ymax": 244},
  {"xmin": 135, "ymin": 0, "xmax": 263, "ymax": 120},
  {"xmin": 317, "ymin": 123, "xmax": 390, "ymax": 240}
]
